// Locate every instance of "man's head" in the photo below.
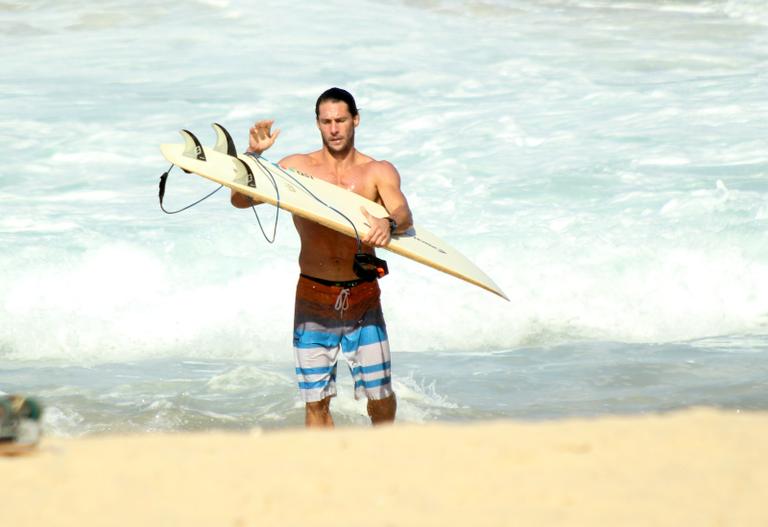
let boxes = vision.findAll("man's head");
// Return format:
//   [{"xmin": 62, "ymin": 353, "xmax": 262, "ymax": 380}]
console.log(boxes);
[
  {"xmin": 315, "ymin": 87, "xmax": 360, "ymax": 155},
  {"xmin": 315, "ymin": 87, "xmax": 358, "ymax": 119}
]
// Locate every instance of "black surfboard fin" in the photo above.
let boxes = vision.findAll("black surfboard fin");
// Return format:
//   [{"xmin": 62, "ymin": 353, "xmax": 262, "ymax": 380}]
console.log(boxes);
[
  {"xmin": 212, "ymin": 123, "xmax": 237, "ymax": 156},
  {"xmin": 232, "ymin": 157, "xmax": 256, "ymax": 188},
  {"xmin": 180, "ymin": 129, "xmax": 206, "ymax": 162}
]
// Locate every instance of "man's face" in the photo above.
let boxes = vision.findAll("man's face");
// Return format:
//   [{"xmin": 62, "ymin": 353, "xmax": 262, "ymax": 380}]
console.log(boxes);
[{"xmin": 317, "ymin": 100, "xmax": 359, "ymax": 154}]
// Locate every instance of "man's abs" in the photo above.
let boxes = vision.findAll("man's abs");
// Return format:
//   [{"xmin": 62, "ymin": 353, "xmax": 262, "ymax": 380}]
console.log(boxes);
[{"xmin": 294, "ymin": 217, "xmax": 367, "ymax": 281}]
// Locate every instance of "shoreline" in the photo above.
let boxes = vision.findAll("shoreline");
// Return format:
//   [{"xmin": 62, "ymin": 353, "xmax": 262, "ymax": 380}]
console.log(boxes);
[{"xmin": 2, "ymin": 408, "xmax": 766, "ymax": 526}]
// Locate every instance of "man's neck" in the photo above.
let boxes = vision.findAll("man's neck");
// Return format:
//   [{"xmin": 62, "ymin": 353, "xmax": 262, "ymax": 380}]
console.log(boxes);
[{"xmin": 321, "ymin": 145, "xmax": 357, "ymax": 170}]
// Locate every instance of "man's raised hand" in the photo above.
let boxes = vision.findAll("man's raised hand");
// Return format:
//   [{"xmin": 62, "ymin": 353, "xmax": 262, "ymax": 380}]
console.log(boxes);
[{"xmin": 248, "ymin": 119, "xmax": 280, "ymax": 154}]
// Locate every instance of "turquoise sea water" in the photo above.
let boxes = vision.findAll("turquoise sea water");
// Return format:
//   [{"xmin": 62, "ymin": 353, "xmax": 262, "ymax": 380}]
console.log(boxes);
[{"xmin": 1, "ymin": 0, "xmax": 767, "ymax": 435}]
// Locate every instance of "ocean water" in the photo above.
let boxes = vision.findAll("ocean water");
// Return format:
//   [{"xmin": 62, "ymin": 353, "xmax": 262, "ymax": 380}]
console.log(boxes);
[{"xmin": 1, "ymin": 0, "xmax": 767, "ymax": 436}]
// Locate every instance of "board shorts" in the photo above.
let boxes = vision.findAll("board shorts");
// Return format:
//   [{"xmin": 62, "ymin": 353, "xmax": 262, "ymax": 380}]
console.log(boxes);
[{"xmin": 293, "ymin": 274, "xmax": 393, "ymax": 403}]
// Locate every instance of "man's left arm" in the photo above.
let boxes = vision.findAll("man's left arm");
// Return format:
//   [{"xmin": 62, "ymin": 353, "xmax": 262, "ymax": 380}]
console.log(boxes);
[{"xmin": 361, "ymin": 161, "xmax": 413, "ymax": 247}]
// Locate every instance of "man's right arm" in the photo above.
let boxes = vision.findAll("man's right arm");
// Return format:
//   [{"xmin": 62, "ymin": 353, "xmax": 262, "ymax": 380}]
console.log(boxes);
[
  {"xmin": 231, "ymin": 119, "xmax": 282, "ymax": 208},
  {"xmin": 231, "ymin": 189, "xmax": 256, "ymax": 208}
]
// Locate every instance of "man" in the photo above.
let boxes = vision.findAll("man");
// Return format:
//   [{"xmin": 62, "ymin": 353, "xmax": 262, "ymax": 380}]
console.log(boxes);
[{"xmin": 231, "ymin": 88, "xmax": 413, "ymax": 428}]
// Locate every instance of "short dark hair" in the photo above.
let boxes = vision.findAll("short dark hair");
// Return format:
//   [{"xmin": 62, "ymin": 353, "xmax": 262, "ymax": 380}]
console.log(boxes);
[{"xmin": 315, "ymin": 87, "xmax": 358, "ymax": 118}]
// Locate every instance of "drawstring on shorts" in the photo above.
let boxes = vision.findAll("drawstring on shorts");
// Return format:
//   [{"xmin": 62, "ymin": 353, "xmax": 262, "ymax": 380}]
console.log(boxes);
[{"xmin": 334, "ymin": 288, "xmax": 350, "ymax": 316}]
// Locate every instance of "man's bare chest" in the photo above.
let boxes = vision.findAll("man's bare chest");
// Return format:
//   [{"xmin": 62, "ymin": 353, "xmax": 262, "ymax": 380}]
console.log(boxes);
[{"xmin": 309, "ymin": 166, "xmax": 379, "ymax": 202}]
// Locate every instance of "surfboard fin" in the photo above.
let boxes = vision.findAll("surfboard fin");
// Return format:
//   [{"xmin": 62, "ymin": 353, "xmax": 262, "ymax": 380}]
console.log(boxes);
[
  {"xmin": 180, "ymin": 129, "xmax": 207, "ymax": 162},
  {"xmin": 232, "ymin": 157, "xmax": 256, "ymax": 188},
  {"xmin": 212, "ymin": 123, "xmax": 237, "ymax": 156}
]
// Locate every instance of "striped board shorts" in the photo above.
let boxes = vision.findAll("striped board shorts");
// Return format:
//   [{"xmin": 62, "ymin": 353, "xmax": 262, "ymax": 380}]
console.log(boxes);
[{"xmin": 293, "ymin": 274, "xmax": 393, "ymax": 403}]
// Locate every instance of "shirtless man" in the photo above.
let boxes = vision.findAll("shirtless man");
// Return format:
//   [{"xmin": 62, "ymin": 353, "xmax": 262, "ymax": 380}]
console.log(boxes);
[{"xmin": 231, "ymin": 88, "xmax": 413, "ymax": 428}]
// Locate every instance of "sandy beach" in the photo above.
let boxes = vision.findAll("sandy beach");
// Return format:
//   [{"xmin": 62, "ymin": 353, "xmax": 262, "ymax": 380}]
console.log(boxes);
[{"xmin": 1, "ymin": 408, "xmax": 765, "ymax": 526}]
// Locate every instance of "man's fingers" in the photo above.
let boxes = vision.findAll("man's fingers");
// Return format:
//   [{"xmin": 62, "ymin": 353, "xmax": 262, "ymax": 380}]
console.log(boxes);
[
  {"xmin": 252, "ymin": 120, "xmax": 277, "ymax": 141},
  {"xmin": 362, "ymin": 228, "xmax": 390, "ymax": 248},
  {"xmin": 359, "ymin": 210, "xmax": 392, "ymax": 246}
]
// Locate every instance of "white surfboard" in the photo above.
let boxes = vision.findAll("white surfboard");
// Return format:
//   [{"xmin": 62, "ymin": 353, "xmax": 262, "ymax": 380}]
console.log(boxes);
[{"xmin": 160, "ymin": 124, "xmax": 508, "ymax": 300}]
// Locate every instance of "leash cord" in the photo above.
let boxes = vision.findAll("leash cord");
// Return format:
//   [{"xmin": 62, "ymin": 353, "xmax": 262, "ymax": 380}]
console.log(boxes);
[
  {"xmin": 244, "ymin": 153, "xmax": 281, "ymax": 244},
  {"xmin": 158, "ymin": 164, "xmax": 223, "ymax": 214},
  {"xmin": 158, "ymin": 152, "xmax": 360, "ymax": 252},
  {"xmin": 251, "ymin": 156, "xmax": 363, "ymax": 253}
]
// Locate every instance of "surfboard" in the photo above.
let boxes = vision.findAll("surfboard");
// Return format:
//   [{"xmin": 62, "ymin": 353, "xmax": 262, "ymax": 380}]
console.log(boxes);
[{"xmin": 160, "ymin": 124, "xmax": 508, "ymax": 301}]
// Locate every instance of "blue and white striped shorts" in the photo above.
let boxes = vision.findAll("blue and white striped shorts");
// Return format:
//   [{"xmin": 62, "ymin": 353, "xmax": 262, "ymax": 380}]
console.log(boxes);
[{"xmin": 293, "ymin": 275, "xmax": 393, "ymax": 403}]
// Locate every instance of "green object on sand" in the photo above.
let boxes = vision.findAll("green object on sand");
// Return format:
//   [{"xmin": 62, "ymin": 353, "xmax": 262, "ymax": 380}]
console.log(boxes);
[{"xmin": 0, "ymin": 395, "xmax": 43, "ymax": 448}]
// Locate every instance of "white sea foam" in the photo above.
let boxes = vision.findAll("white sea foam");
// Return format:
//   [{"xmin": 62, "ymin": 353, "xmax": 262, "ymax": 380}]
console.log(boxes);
[
  {"xmin": 0, "ymin": 0, "xmax": 767, "ymax": 365},
  {"xmin": 206, "ymin": 366, "xmax": 292, "ymax": 393}
]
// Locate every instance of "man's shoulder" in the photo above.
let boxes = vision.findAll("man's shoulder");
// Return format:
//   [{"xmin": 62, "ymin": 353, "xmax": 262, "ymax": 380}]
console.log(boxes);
[
  {"xmin": 278, "ymin": 152, "xmax": 317, "ymax": 171},
  {"xmin": 352, "ymin": 151, "xmax": 393, "ymax": 171},
  {"xmin": 364, "ymin": 157, "xmax": 400, "ymax": 182},
  {"xmin": 372, "ymin": 158, "xmax": 397, "ymax": 171}
]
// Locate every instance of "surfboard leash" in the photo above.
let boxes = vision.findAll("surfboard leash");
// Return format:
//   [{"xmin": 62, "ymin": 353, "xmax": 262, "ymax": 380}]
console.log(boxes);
[
  {"xmin": 242, "ymin": 152, "xmax": 281, "ymax": 244},
  {"xmin": 157, "ymin": 160, "xmax": 281, "ymax": 244},
  {"xmin": 158, "ymin": 164, "xmax": 224, "ymax": 214},
  {"xmin": 253, "ymin": 156, "xmax": 363, "ymax": 253}
]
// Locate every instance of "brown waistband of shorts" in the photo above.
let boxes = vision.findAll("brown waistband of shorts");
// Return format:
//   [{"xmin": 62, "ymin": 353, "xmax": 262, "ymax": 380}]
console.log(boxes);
[{"xmin": 299, "ymin": 273, "xmax": 376, "ymax": 289}]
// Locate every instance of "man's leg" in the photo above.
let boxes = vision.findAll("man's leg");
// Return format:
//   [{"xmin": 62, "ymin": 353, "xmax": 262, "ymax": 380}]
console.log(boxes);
[
  {"xmin": 306, "ymin": 396, "xmax": 334, "ymax": 428},
  {"xmin": 341, "ymin": 284, "xmax": 394, "ymax": 426},
  {"xmin": 367, "ymin": 393, "xmax": 396, "ymax": 425}
]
